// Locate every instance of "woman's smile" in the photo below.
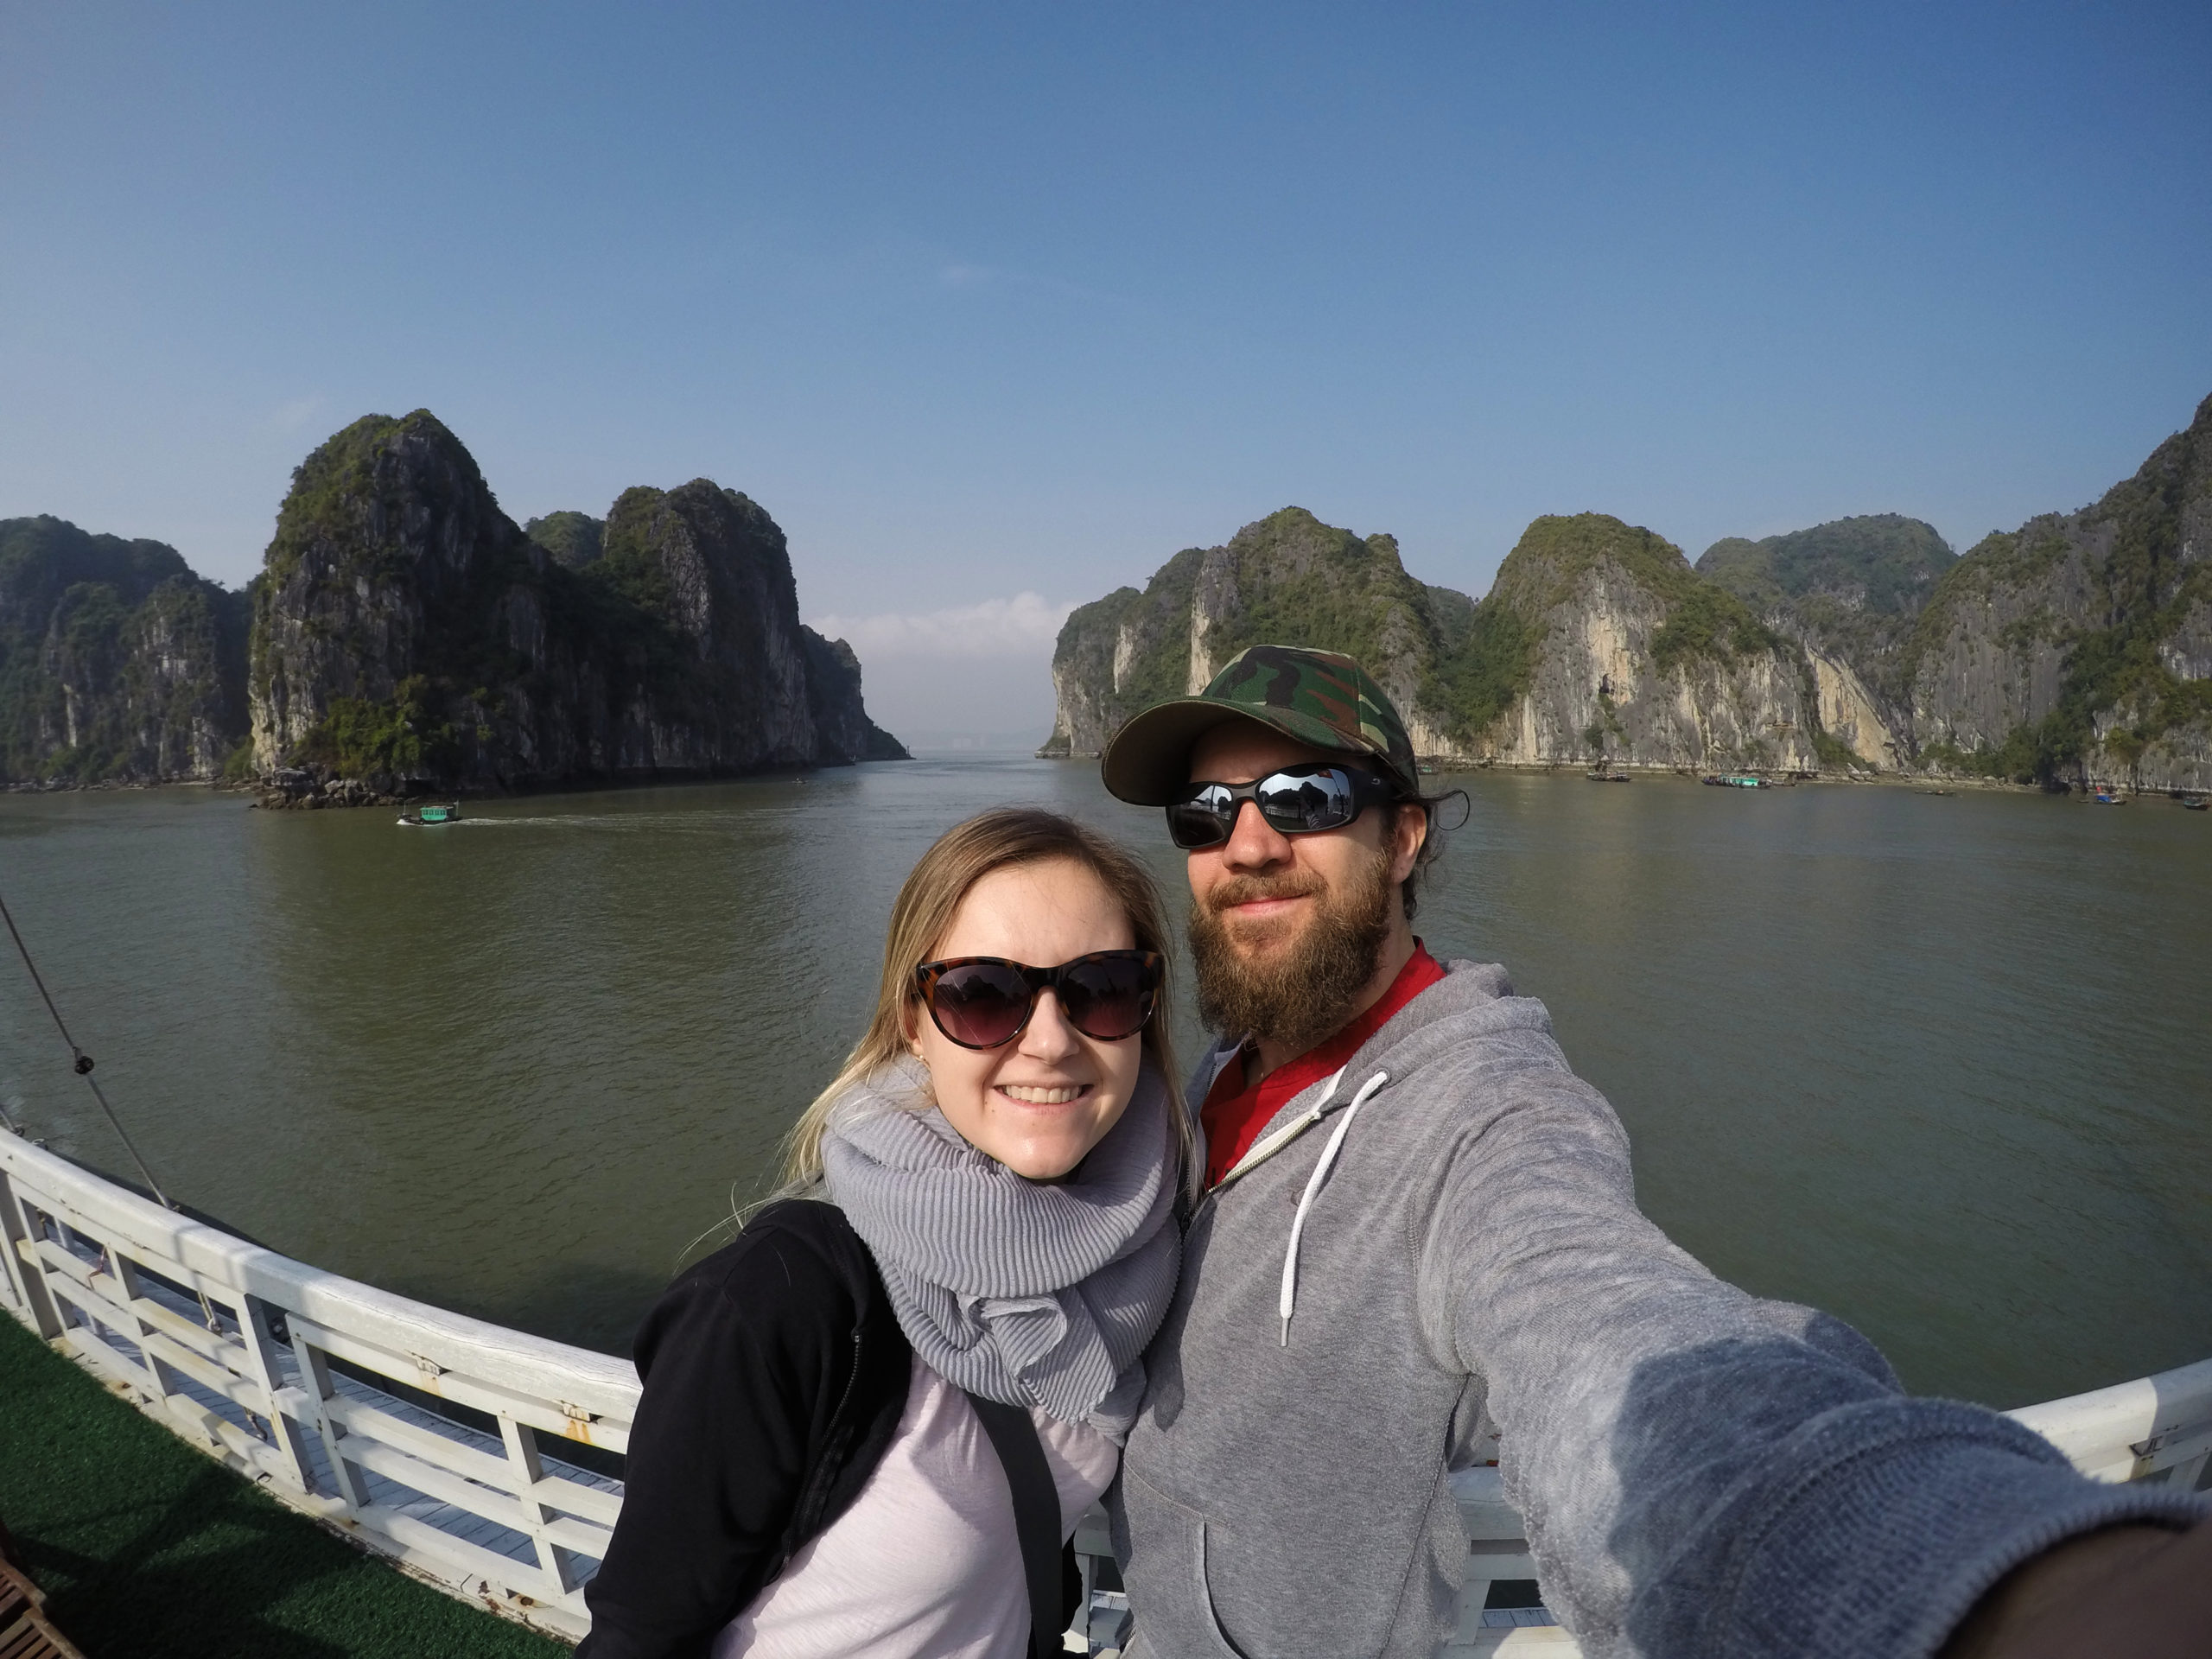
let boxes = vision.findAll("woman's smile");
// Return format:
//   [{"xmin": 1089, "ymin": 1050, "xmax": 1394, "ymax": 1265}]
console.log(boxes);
[{"xmin": 995, "ymin": 1082, "xmax": 1093, "ymax": 1106}]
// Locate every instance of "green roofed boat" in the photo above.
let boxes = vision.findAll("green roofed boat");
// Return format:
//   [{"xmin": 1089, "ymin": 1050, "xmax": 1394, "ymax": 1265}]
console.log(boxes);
[{"xmin": 397, "ymin": 803, "xmax": 463, "ymax": 827}]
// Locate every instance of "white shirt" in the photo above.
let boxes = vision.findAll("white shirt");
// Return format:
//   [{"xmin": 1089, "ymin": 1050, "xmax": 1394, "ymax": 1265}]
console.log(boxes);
[{"xmin": 714, "ymin": 1353, "xmax": 1119, "ymax": 1658}]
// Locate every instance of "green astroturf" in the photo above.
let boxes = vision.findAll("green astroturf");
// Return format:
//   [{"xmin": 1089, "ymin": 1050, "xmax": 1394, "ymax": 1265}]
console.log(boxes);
[{"xmin": 0, "ymin": 1312, "xmax": 569, "ymax": 1658}]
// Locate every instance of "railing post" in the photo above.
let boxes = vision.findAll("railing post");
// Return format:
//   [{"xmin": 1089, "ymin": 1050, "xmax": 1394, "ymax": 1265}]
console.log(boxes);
[
  {"xmin": 498, "ymin": 1414, "xmax": 574, "ymax": 1597},
  {"xmin": 0, "ymin": 1166, "xmax": 62, "ymax": 1339},
  {"xmin": 298, "ymin": 1339, "xmax": 376, "ymax": 1512},
  {"xmin": 240, "ymin": 1294, "xmax": 319, "ymax": 1499},
  {"xmin": 105, "ymin": 1250, "xmax": 180, "ymax": 1413}
]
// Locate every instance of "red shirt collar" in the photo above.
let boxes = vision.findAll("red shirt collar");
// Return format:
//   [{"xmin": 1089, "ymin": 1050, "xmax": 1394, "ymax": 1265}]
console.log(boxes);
[{"xmin": 1198, "ymin": 943, "xmax": 1446, "ymax": 1189}]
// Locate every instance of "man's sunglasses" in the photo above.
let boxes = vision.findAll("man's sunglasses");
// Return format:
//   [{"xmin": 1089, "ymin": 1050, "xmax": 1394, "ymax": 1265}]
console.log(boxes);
[
  {"xmin": 912, "ymin": 950, "xmax": 1165, "ymax": 1051},
  {"xmin": 1166, "ymin": 764, "xmax": 1402, "ymax": 850}
]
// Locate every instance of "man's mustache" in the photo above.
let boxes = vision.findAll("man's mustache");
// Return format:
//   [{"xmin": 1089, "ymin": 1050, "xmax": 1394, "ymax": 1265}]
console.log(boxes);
[{"xmin": 1202, "ymin": 872, "xmax": 1326, "ymax": 917}]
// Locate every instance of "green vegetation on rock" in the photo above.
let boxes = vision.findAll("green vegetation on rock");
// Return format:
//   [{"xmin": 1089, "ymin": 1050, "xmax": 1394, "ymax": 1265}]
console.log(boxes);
[
  {"xmin": 296, "ymin": 676, "xmax": 458, "ymax": 779},
  {"xmin": 1045, "ymin": 507, "xmax": 1802, "ymax": 760},
  {"xmin": 1697, "ymin": 514, "xmax": 1954, "ymax": 712},
  {"xmin": 0, "ymin": 515, "xmax": 249, "ymax": 784},
  {"xmin": 524, "ymin": 510, "xmax": 605, "ymax": 568},
  {"xmin": 1492, "ymin": 512, "xmax": 1783, "ymax": 679},
  {"xmin": 1906, "ymin": 394, "xmax": 2212, "ymax": 785},
  {"xmin": 252, "ymin": 411, "xmax": 904, "ymax": 793}
]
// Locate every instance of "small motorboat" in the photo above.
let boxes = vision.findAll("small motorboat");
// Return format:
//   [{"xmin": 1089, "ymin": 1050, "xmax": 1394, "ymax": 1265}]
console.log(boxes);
[
  {"xmin": 2092, "ymin": 790, "xmax": 2126, "ymax": 805},
  {"xmin": 1586, "ymin": 770, "xmax": 1631, "ymax": 783},
  {"xmin": 1702, "ymin": 773, "xmax": 1769, "ymax": 788},
  {"xmin": 397, "ymin": 803, "xmax": 463, "ymax": 827},
  {"xmin": 2181, "ymin": 793, "xmax": 2209, "ymax": 811}
]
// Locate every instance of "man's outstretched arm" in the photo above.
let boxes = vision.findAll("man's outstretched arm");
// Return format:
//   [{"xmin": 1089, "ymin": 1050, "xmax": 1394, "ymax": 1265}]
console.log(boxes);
[{"xmin": 1414, "ymin": 1032, "xmax": 2207, "ymax": 1658}]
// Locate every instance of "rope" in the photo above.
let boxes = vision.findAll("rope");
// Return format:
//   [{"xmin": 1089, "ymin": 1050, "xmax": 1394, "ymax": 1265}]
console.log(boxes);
[
  {"xmin": 0, "ymin": 886, "xmax": 178, "ymax": 1211},
  {"xmin": 0, "ymin": 885, "xmax": 224, "ymax": 1334}
]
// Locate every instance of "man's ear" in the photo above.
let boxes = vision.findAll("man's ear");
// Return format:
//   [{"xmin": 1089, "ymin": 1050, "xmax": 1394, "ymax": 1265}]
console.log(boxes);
[{"xmin": 1390, "ymin": 802, "xmax": 1427, "ymax": 884}]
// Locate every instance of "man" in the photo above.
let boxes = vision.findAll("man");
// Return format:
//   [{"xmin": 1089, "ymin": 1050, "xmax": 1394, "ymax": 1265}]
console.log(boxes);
[{"xmin": 1101, "ymin": 645, "xmax": 2206, "ymax": 1658}]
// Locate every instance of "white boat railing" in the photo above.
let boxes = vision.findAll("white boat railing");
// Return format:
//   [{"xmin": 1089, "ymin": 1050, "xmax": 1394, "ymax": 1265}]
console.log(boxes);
[
  {"xmin": 3, "ymin": 1129, "xmax": 2207, "ymax": 1655},
  {"xmin": 0, "ymin": 1132, "xmax": 637, "ymax": 1641}
]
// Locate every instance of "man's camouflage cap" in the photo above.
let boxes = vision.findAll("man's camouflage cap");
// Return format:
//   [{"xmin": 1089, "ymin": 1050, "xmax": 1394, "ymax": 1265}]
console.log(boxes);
[{"xmin": 1101, "ymin": 644, "xmax": 1421, "ymax": 804}]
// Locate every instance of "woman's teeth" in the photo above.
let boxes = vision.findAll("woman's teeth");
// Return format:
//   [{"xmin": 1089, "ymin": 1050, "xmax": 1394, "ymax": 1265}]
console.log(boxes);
[{"xmin": 1000, "ymin": 1084, "xmax": 1085, "ymax": 1104}]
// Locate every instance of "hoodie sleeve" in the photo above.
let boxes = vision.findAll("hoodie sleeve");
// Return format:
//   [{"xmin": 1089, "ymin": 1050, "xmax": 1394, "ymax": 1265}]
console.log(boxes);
[{"xmin": 1414, "ymin": 1019, "xmax": 2206, "ymax": 1659}]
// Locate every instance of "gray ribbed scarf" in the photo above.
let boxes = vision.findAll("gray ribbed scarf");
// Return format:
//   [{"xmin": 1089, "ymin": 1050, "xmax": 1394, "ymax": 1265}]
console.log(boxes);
[{"xmin": 819, "ymin": 1058, "xmax": 1180, "ymax": 1440}]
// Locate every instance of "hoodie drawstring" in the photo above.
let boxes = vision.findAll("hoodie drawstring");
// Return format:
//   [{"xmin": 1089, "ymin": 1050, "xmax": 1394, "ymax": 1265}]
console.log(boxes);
[{"xmin": 1278, "ymin": 1070, "xmax": 1389, "ymax": 1345}]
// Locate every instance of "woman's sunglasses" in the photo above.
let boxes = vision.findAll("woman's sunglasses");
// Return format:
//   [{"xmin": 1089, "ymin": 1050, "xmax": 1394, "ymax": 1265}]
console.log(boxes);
[
  {"xmin": 1166, "ymin": 763, "xmax": 1402, "ymax": 850},
  {"xmin": 913, "ymin": 950, "xmax": 1164, "ymax": 1051}
]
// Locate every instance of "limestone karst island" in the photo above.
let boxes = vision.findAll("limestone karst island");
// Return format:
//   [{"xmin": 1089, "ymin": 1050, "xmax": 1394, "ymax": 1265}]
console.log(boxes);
[
  {"xmin": 1, "ymin": 410, "xmax": 905, "ymax": 806},
  {"xmin": 1043, "ymin": 391, "xmax": 2212, "ymax": 795},
  {"xmin": 3, "ymin": 391, "xmax": 2208, "ymax": 800}
]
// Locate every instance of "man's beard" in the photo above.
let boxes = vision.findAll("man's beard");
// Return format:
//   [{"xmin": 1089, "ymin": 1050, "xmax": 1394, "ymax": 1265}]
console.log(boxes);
[{"xmin": 1188, "ymin": 843, "xmax": 1397, "ymax": 1052}]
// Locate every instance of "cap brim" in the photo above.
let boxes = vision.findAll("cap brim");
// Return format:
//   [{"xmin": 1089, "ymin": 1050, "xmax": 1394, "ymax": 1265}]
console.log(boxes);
[{"xmin": 1100, "ymin": 696, "xmax": 1373, "ymax": 804}]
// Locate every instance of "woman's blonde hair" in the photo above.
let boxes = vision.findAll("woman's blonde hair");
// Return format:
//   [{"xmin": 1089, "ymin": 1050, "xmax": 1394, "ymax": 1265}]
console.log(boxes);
[{"xmin": 781, "ymin": 806, "xmax": 1191, "ymax": 1191}]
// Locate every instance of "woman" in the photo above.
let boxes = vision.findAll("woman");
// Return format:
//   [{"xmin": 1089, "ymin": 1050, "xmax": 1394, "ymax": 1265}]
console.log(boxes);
[{"xmin": 579, "ymin": 807, "xmax": 1189, "ymax": 1659}]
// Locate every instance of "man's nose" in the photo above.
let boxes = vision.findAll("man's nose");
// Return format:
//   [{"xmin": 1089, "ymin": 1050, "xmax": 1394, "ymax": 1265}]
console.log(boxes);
[{"xmin": 1223, "ymin": 798, "xmax": 1294, "ymax": 871}]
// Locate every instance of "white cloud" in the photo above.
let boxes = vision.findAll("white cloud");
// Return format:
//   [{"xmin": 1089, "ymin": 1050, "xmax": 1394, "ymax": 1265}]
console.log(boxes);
[
  {"xmin": 938, "ymin": 262, "xmax": 1001, "ymax": 289},
  {"xmin": 810, "ymin": 592, "xmax": 1075, "ymax": 659},
  {"xmin": 270, "ymin": 393, "xmax": 327, "ymax": 433}
]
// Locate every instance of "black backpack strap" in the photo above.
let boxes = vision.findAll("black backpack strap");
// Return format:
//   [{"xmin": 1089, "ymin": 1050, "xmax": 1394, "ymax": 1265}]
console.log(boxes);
[{"xmin": 963, "ymin": 1390, "xmax": 1065, "ymax": 1659}]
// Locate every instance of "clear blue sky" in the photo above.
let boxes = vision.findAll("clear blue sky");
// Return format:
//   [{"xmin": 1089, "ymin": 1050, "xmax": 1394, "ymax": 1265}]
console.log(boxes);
[{"xmin": 5, "ymin": 2, "xmax": 2208, "ymax": 735}]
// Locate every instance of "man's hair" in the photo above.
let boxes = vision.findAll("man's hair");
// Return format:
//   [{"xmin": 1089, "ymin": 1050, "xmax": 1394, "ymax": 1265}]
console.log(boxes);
[{"xmin": 1392, "ymin": 790, "xmax": 1457, "ymax": 921}]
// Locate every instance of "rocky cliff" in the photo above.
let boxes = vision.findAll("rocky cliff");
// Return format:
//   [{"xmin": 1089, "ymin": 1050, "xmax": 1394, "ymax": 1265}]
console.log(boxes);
[
  {"xmin": 0, "ymin": 517, "xmax": 249, "ymax": 785},
  {"xmin": 1039, "ymin": 509, "xmax": 1481, "ymax": 758},
  {"xmin": 250, "ymin": 410, "xmax": 904, "ymax": 799},
  {"xmin": 1695, "ymin": 514, "xmax": 1953, "ymax": 738},
  {"xmin": 1902, "ymin": 394, "xmax": 2211, "ymax": 790},
  {"xmin": 1043, "ymin": 507, "xmax": 1880, "ymax": 772},
  {"xmin": 1046, "ymin": 394, "xmax": 2212, "ymax": 787},
  {"xmin": 1471, "ymin": 514, "xmax": 1856, "ymax": 770}
]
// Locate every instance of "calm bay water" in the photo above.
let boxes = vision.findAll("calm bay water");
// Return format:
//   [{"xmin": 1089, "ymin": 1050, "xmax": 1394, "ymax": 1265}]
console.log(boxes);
[{"xmin": 2, "ymin": 760, "xmax": 2206, "ymax": 1408}]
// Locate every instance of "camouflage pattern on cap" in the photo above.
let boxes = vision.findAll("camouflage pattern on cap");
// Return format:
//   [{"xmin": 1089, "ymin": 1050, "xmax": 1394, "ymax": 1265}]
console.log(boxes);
[{"xmin": 1100, "ymin": 644, "xmax": 1422, "ymax": 805}]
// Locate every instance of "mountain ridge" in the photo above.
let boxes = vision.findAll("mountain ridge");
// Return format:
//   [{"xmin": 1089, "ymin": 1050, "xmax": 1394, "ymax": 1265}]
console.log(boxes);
[
  {"xmin": 0, "ymin": 516, "xmax": 249, "ymax": 785},
  {"xmin": 1041, "ymin": 391, "xmax": 2211, "ymax": 788}
]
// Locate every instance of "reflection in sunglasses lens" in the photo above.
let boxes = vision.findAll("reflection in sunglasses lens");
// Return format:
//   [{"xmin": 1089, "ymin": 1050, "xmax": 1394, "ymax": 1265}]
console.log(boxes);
[
  {"xmin": 934, "ymin": 963, "xmax": 1029, "ymax": 1046},
  {"xmin": 1064, "ymin": 958, "xmax": 1153, "ymax": 1040}
]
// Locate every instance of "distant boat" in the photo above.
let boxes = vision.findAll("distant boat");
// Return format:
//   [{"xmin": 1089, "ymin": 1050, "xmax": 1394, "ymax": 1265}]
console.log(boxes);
[
  {"xmin": 1702, "ymin": 774, "xmax": 1769, "ymax": 789},
  {"xmin": 1915, "ymin": 788, "xmax": 1957, "ymax": 797},
  {"xmin": 2182, "ymin": 794, "xmax": 2208, "ymax": 811},
  {"xmin": 1586, "ymin": 770, "xmax": 1631, "ymax": 783},
  {"xmin": 2092, "ymin": 790, "xmax": 2126, "ymax": 805},
  {"xmin": 397, "ymin": 803, "xmax": 463, "ymax": 827}
]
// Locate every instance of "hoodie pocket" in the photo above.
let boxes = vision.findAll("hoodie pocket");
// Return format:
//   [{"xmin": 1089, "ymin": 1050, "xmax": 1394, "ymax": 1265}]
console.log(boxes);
[
  {"xmin": 1119, "ymin": 1466, "xmax": 1250, "ymax": 1659},
  {"xmin": 1195, "ymin": 1521, "xmax": 1255, "ymax": 1659}
]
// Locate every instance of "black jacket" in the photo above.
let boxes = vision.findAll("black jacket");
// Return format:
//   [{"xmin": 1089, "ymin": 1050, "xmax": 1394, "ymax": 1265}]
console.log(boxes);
[{"xmin": 578, "ymin": 1199, "xmax": 913, "ymax": 1659}]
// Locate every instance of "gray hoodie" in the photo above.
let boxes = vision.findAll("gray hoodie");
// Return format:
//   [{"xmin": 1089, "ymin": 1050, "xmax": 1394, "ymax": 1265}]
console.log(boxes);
[{"xmin": 1113, "ymin": 961, "xmax": 2204, "ymax": 1658}]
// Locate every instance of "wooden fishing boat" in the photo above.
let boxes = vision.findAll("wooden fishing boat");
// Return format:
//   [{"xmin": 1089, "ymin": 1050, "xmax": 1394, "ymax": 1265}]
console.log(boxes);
[{"xmin": 397, "ymin": 803, "xmax": 463, "ymax": 827}]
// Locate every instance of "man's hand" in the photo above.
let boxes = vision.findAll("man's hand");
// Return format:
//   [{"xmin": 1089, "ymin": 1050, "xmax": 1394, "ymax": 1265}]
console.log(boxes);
[{"xmin": 1939, "ymin": 1518, "xmax": 2212, "ymax": 1658}]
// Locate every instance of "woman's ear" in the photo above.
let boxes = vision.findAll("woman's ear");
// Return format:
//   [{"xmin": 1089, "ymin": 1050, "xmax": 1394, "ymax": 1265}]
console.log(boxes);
[{"xmin": 899, "ymin": 998, "xmax": 925, "ymax": 1058}]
